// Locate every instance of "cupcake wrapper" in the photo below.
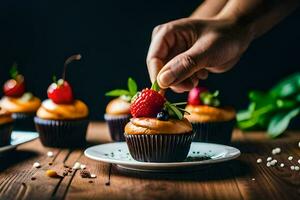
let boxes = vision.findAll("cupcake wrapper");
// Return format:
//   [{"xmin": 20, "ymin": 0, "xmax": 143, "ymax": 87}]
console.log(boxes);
[
  {"xmin": 0, "ymin": 122, "xmax": 13, "ymax": 146},
  {"xmin": 125, "ymin": 132, "xmax": 194, "ymax": 162},
  {"xmin": 192, "ymin": 119, "xmax": 235, "ymax": 144},
  {"xmin": 104, "ymin": 114, "xmax": 131, "ymax": 141},
  {"xmin": 34, "ymin": 117, "xmax": 89, "ymax": 148},
  {"xmin": 12, "ymin": 113, "xmax": 36, "ymax": 131}
]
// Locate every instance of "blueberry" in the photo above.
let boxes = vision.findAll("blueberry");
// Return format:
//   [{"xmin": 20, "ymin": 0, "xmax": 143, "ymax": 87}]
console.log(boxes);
[{"xmin": 157, "ymin": 110, "xmax": 169, "ymax": 121}]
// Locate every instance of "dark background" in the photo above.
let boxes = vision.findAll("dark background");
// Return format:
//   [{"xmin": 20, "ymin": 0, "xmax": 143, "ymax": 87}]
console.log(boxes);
[{"xmin": 0, "ymin": 0, "xmax": 299, "ymax": 120}]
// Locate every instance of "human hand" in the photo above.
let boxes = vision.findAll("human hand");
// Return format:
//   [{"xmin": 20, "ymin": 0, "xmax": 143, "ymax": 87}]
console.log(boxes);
[{"xmin": 146, "ymin": 18, "xmax": 254, "ymax": 93}]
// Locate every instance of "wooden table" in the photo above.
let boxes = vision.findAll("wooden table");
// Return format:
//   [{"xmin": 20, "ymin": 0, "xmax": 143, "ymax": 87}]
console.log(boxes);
[{"xmin": 1, "ymin": 122, "xmax": 300, "ymax": 200}]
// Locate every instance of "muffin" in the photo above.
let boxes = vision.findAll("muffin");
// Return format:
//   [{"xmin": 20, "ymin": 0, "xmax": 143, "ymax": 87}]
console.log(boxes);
[
  {"xmin": 185, "ymin": 87, "xmax": 236, "ymax": 144},
  {"xmin": 0, "ymin": 65, "xmax": 41, "ymax": 131},
  {"xmin": 104, "ymin": 77, "xmax": 137, "ymax": 141},
  {"xmin": 34, "ymin": 54, "xmax": 89, "ymax": 147},
  {"xmin": 124, "ymin": 84, "xmax": 194, "ymax": 162},
  {"xmin": 0, "ymin": 107, "xmax": 14, "ymax": 146}
]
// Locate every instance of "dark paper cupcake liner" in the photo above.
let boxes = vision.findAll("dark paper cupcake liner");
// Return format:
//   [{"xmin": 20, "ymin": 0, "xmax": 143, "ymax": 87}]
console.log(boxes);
[
  {"xmin": 0, "ymin": 122, "xmax": 13, "ymax": 146},
  {"xmin": 104, "ymin": 114, "xmax": 130, "ymax": 141},
  {"xmin": 124, "ymin": 132, "xmax": 194, "ymax": 162},
  {"xmin": 192, "ymin": 119, "xmax": 235, "ymax": 144},
  {"xmin": 34, "ymin": 117, "xmax": 89, "ymax": 148},
  {"xmin": 12, "ymin": 112, "xmax": 36, "ymax": 131}
]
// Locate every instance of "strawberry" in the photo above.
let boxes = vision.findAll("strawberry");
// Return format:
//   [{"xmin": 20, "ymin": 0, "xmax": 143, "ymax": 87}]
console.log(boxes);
[
  {"xmin": 130, "ymin": 88, "xmax": 166, "ymax": 118},
  {"xmin": 188, "ymin": 86, "xmax": 208, "ymax": 105}
]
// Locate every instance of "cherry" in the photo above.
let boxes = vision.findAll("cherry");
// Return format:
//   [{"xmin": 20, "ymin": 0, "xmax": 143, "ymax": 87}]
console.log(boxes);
[
  {"xmin": 188, "ymin": 86, "xmax": 208, "ymax": 105},
  {"xmin": 47, "ymin": 54, "xmax": 81, "ymax": 104},
  {"xmin": 3, "ymin": 64, "xmax": 26, "ymax": 97}
]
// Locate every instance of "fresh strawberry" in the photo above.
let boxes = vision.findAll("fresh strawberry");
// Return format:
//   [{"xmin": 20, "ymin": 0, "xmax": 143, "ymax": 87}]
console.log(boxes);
[
  {"xmin": 3, "ymin": 65, "xmax": 26, "ymax": 97},
  {"xmin": 130, "ymin": 88, "xmax": 166, "ymax": 118},
  {"xmin": 188, "ymin": 86, "xmax": 208, "ymax": 105},
  {"xmin": 47, "ymin": 79, "xmax": 74, "ymax": 104}
]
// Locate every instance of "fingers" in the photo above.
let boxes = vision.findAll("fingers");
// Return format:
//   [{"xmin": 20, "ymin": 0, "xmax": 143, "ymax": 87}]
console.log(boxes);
[
  {"xmin": 196, "ymin": 69, "xmax": 209, "ymax": 79},
  {"xmin": 206, "ymin": 56, "xmax": 240, "ymax": 73},
  {"xmin": 147, "ymin": 58, "xmax": 164, "ymax": 83},
  {"xmin": 170, "ymin": 75, "xmax": 199, "ymax": 93}
]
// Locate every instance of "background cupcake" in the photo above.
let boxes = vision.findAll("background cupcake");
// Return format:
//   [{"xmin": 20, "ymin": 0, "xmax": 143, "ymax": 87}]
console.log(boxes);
[
  {"xmin": 0, "ymin": 65, "xmax": 41, "ymax": 131},
  {"xmin": 124, "ymin": 82, "xmax": 194, "ymax": 162},
  {"xmin": 104, "ymin": 77, "xmax": 137, "ymax": 141},
  {"xmin": 34, "ymin": 54, "xmax": 89, "ymax": 147},
  {"xmin": 185, "ymin": 87, "xmax": 236, "ymax": 144},
  {"xmin": 0, "ymin": 107, "xmax": 14, "ymax": 146}
]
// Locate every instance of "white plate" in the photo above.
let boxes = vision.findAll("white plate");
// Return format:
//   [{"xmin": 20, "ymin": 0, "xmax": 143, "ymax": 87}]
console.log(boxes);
[
  {"xmin": 84, "ymin": 142, "xmax": 241, "ymax": 172},
  {"xmin": 0, "ymin": 131, "xmax": 39, "ymax": 153}
]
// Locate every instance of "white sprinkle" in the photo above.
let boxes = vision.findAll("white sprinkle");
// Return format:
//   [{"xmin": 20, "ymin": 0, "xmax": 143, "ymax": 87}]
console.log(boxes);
[
  {"xmin": 298, "ymin": 141, "xmax": 300, "ymax": 148},
  {"xmin": 295, "ymin": 166, "xmax": 300, "ymax": 171},
  {"xmin": 72, "ymin": 162, "xmax": 81, "ymax": 170},
  {"xmin": 280, "ymin": 163, "xmax": 285, "ymax": 167},
  {"xmin": 275, "ymin": 147, "xmax": 281, "ymax": 154},
  {"xmin": 80, "ymin": 164, "xmax": 86, "ymax": 170},
  {"xmin": 90, "ymin": 174, "xmax": 97, "ymax": 178},
  {"xmin": 266, "ymin": 162, "xmax": 271, "ymax": 167},
  {"xmin": 270, "ymin": 160, "xmax": 277, "ymax": 166},
  {"xmin": 256, "ymin": 158, "xmax": 262, "ymax": 163},
  {"xmin": 298, "ymin": 159, "xmax": 300, "ymax": 164},
  {"xmin": 288, "ymin": 156, "xmax": 293, "ymax": 161},
  {"xmin": 267, "ymin": 157, "xmax": 272, "ymax": 161},
  {"xmin": 33, "ymin": 162, "xmax": 41, "ymax": 168},
  {"xmin": 291, "ymin": 166, "xmax": 295, "ymax": 170},
  {"xmin": 47, "ymin": 151, "xmax": 54, "ymax": 157},
  {"xmin": 251, "ymin": 178, "xmax": 255, "ymax": 181}
]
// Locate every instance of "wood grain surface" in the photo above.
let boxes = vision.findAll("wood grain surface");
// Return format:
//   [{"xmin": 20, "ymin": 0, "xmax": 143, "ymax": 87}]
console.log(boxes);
[{"xmin": 1, "ymin": 122, "xmax": 300, "ymax": 200}]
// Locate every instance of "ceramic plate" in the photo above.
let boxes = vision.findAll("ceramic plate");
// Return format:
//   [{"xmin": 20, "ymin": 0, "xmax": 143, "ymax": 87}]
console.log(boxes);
[
  {"xmin": 84, "ymin": 142, "xmax": 241, "ymax": 172},
  {"xmin": 0, "ymin": 131, "xmax": 39, "ymax": 153}
]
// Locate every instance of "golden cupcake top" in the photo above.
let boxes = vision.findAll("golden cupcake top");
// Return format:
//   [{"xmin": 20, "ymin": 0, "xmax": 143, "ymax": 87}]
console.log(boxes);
[
  {"xmin": 0, "ymin": 93, "xmax": 41, "ymax": 113},
  {"xmin": 36, "ymin": 99, "xmax": 89, "ymax": 120},
  {"xmin": 125, "ymin": 117, "xmax": 192, "ymax": 135},
  {"xmin": 105, "ymin": 98, "xmax": 131, "ymax": 115},
  {"xmin": 185, "ymin": 105, "xmax": 236, "ymax": 122},
  {"xmin": 0, "ymin": 107, "xmax": 13, "ymax": 125}
]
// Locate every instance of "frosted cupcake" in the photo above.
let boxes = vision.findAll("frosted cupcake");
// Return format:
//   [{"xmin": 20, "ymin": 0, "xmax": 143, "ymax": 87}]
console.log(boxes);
[
  {"xmin": 0, "ymin": 65, "xmax": 41, "ymax": 130},
  {"xmin": 125, "ymin": 82, "xmax": 194, "ymax": 162},
  {"xmin": 104, "ymin": 78, "xmax": 137, "ymax": 141},
  {"xmin": 34, "ymin": 54, "xmax": 89, "ymax": 147},
  {"xmin": 185, "ymin": 87, "xmax": 236, "ymax": 144},
  {"xmin": 0, "ymin": 107, "xmax": 14, "ymax": 146}
]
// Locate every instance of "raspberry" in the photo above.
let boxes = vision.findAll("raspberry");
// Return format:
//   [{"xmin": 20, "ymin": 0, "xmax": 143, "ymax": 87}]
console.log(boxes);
[
  {"xmin": 188, "ymin": 86, "xmax": 208, "ymax": 105},
  {"xmin": 130, "ymin": 89, "xmax": 166, "ymax": 118}
]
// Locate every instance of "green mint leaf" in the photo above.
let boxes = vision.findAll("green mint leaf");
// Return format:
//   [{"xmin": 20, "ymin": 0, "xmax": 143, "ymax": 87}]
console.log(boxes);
[
  {"xmin": 165, "ymin": 102, "xmax": 183, "ymax": 120},
  {"xmin": 105, "ymin": 89, "xmax": 130, "ymax": 97},
  {"xmin": 267, "ymin": 107, "xmax": 300, "ymax": 138},
  {"xmin": 128, "ymin": 77, "xmax": 138, "ymax": 96},
  {"xmin": 171, "ymin": 102, "xmax": 187, "ymax": 106},
  {"xmin": 151, "ymin": 80, "xmax": 160, "ymax": 92},
  {"xmin": 270, "ymin": 72, "xmax": 300, "ymax": 98},
  {"xmin": 10, "ymin": 63, "xmax": 19, "ymax": 79}
]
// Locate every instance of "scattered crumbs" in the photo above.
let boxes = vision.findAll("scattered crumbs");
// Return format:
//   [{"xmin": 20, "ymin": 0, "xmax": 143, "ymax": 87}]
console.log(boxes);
[
  {"xmin": 63, "ymin": 170, "xmax": 69, "ymax": 176},
  {"xmin": 256, "ymin": 158, "xmax": 262, "ymax": 164},
  {"xmin": 48, "ymin": 162, "xmax": 53, "ymax": 166},
  {"xmin": 272, "ymin": 147, "xmax": 281, "ymax": 155},
  {"xmin": 64, "ymin": 165, "xmax": 70, "ymax": 168},
  {"xmin": 295, "ymin": 166, "xmax": 300, "ymax": 171},
  {"xmin": 47, "ymin": 151, "xmax": 54, "ymax": 157},
  {"xmin": 90, "ymin": 174, "xmax": 97, "ymax": 178},
  {"xmin": 291, "ymin": 166, "xmax": 295, "ymax": 170},
  {"xmin": 46, "ymin": 170, "xmax": 58, "ymax": 178},
  {"xmin": 196, "ymin": 151, "xmax": 200, "ymax": 154},
  {"xmin": 288, "ymin": 156, "xmax": 293, "ymax": 161},
  {"xmin": 298, "ymin": 159, "xmax": 300, "ymax": 164},
  {"xmin": 31, "ymin": 177, "xmax": 36, "ymax": 181},
  {"xmin": 298, "ymin": 141, "xmax": 300, "ymax": 148},
  {"xmin": 251, "ymin": 178, "xmax": 255, "ymax": 181},
  {"xmin": 185, "ymin": 156, "xmax": 211, "ymax": 162},
  {"xmin": 280, "ymin": 163, "xmax": 285, "ymax": 168},
  {"xmin": 118, "ymin": 149, "xmax": 122, "ymax": 152},
  {"xmin": 73, "ymin": 162, "xmax": 81, "ymax": 170},
  {"xmin": 266, "ymin": 162, "xmax": 271, "ymax": 167},
  {"xmin": 80, "ymin": 170, "xmax": 91, "ymax": 178},
  {"xmin": 267, "ymin": 157, "xmax": 272, "ymax": 162},
  {"xmin": 80, "ymin": 164, "xmax": 86, "ymax": 170},
  {"xmin": 192, "ymin": 151, "xmax": 195, "ymax": 154},
  {"xmin": 104, "ymin": 154, "xmax": 108, "ymax": 156},
  {"xmin": 270, "ymin": 160, "xmax": 277, "ymax": 166},
  {"xmin": 33, "ymin": 162, "xmax": 41, "ymax": 168}
]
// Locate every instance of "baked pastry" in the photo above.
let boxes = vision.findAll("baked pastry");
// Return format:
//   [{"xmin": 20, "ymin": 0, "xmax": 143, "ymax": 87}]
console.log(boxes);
[
  {"xmin": 34, "ymin": 54, "xmax": 89, "ymax": 147},
  {"xmin": 0, "ymin": 65, "xmax": 41, "ymax": 130},
  {"xmin": 124, "ymin": 82, "xmax": 194, "ymax": 162},
  {"xmin": 0, "ymin": 107, "xmax": 14, "ymax": 146},
  {"xmin": 185, "ymin": 87, "xmax": 236, "ymax": 144},
  {"xmin": 104, "ymin": 78, "xmax": 137, "ymax": 141}
]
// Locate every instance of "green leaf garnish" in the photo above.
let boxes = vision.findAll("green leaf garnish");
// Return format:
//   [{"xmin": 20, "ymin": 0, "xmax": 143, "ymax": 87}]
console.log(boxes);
[
  {"xmin": 128, "ymin": 77, "xmax": 138, "ymax": 96},
  {"xmin": 151, "ymin": 80, "xmax": 160, "ymax": 92},
  {"xmin": 10, "ymin": 63, "xmax": 19, "ymax": 79},
  {"xmin": 105, "ymin": 89, "xmax": 131, "ymax": 97},
  {"xmin": 171, "ymin": 102, "xmax": 187, "ymax": 106},
  {"xmin": 164, "ymin": 101, "xmax": 186, "ymax": 120}
]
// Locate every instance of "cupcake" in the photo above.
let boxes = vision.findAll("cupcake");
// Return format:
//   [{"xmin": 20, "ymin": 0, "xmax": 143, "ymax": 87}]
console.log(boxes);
[
  {"xmin": 34, "ymin": 54, "xmax": 89, "ymax": 148},
  {"xmin": 185, "ymin": 87, "xmax": 236, "ymax": 144},
  {"xmin": 0, "ymin": 64, "xmax": 41, "ymax": 131},
  {"xmin": 124, "ymin": 82, "xmax": 194, "ymax": 162},
  {"xmin": 0, "ymin": 107, "xmax": 14, "ymax": 146},
  {"xmin": 104, "ymin": 78, "xmax": 137, "ymax": 141}
]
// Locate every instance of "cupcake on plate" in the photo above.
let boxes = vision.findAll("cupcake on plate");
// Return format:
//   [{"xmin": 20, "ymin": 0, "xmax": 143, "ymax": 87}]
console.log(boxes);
[
  {"xmin": 0, "ymin": 64, "xmax": 41, "ymax": 131},
  {"xmin": 124, "ymin": 82, "xmax": 194, "ymax": 162},
  {"xmin": 104, "ymin": 77, "xmax": 137, "ymax": 141},
  {"xmin": 34, "ymin": 54, "xmax": 89, "ymax": 148},
  {"xmin": 0, "ymin": 107, "xmax": 14, "ymax": 146},
  {"xmin": 185, "ymin": 87, "xmax": 236, "ymax": 144}
]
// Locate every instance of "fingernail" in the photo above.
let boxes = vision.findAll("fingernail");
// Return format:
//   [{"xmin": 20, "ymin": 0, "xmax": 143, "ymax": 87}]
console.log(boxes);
[{"xmin": 158, "ymin": 70, "xmax": 175, "ymax": 88}]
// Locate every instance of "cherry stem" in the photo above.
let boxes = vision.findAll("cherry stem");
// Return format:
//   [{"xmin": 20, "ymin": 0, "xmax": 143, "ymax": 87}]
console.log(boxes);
[{"xmin": 62, "ymin": 54, "xmax": 82, "ymax": 81}]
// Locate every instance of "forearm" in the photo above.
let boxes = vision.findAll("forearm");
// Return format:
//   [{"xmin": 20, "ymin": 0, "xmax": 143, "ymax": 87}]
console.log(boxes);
[
  {"xmin": 190, "ymin": 0, "xmax": 229, "ymax": 19},
  {"xmin": 216, "ymin": 0, "xmax": 300, "ymax": 39}
]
